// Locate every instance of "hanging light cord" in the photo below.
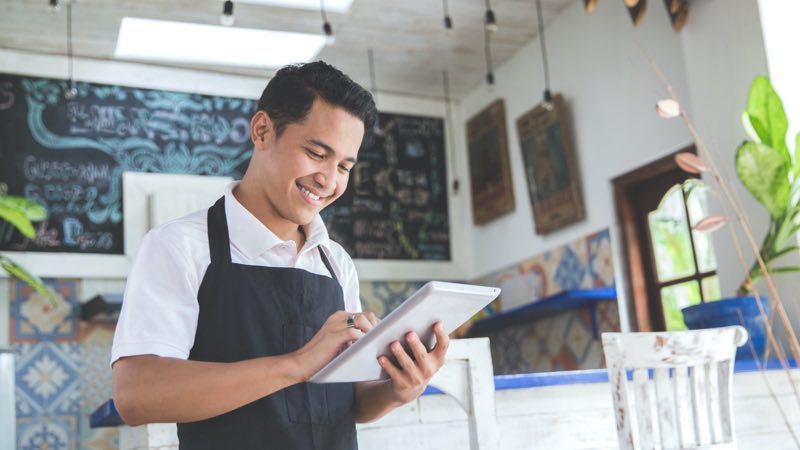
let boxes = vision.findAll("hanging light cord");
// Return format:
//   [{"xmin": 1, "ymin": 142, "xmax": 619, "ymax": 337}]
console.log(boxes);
[
  {"xmin": 320, "ymin": 0, "xmax": 329, "ymax": 24},
  {"xmin": 483, "ymin": 26, "xmax": 493, "ymax": 80},
  {"xmin": 66, "ymin": 0, "xmax": 75, "ymax": 90},
  {"xmin": 535, "ymin": 0, "xmax": 551, "ymax": 99},
  {"xmin": 442, "ymin": 69, "xmax": 459, "ymax": 194},
  {"xmin": 442, "ymin": 0, "xmax": 450, "ymax": 17},
  {"xmin": 368, "ymin": 48, "xmax": 377, "ymax": 96}
]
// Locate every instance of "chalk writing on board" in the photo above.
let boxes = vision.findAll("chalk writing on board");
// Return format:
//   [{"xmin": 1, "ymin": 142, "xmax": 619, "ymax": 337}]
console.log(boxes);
[
  {"xmin": 0, "ymin": 74, "xmax": 255, "ymax": 254},
  {"xmin": 321, "ymin": 112, "xmax": 451, "ymax": 260}
]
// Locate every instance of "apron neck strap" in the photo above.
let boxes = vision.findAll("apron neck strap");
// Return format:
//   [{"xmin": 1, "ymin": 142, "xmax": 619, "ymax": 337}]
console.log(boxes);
[{"xmin": 207, "ymin": 196, "xmax": 232, "ymax": 265}]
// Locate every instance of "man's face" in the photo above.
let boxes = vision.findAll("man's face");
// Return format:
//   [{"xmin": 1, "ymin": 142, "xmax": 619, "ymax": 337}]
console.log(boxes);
[{"xmin": 253, "ymin": 98, "xmax": 365, "ymax": 227}]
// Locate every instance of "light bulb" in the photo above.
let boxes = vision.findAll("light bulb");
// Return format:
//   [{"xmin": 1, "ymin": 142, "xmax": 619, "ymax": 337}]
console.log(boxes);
[
  {"xmin": 485, "ymin": 9, "xmax": 498, "ymax": 32},
  {"xmin": 220, "ymin": 1, "xmax": 235, "ymax": 26}
]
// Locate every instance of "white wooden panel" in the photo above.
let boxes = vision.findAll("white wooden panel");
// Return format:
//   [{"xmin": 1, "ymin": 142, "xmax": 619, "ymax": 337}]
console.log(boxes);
[
  {"xmin": 633, "ymin": 368, "xmax": 656, "ymax": 449},
  {"xmin": 674, "ymin": 364, "xmax": 695, "ymax": 447},
  {"xmin": 706, "ymin": 361, "xmax": 723, "ymax": 443},
  {"xmin": 691, "ymin": 364, "xmax": 712, "ymax": 446},
  {"xmin": 654, "ymin": 368, "xmax": 677, "ymax": 449}
]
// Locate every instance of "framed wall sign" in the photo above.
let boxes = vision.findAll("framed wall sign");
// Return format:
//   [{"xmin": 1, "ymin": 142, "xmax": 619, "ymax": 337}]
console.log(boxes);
[
  {"xmin": 516, "ymin": 94, "xmax": 585, "ymax": 234},
  {"xmin": 466, "ymin": 99, "xmax": 515, "ymax": 225}
]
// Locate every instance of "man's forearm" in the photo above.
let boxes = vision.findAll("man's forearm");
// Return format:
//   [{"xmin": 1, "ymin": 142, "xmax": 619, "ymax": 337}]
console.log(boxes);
[
  {"xmin": 112, "ymin": 354, "xmax": 302, "ymax": 426},
  {"xmin": 352, "ymin": 380, "xmax": 406, "ymax": 423}
]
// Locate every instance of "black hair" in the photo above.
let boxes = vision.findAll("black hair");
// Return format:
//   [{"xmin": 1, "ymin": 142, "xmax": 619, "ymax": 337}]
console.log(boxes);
[{"xmin": 257, "ymin": 61, "xmax": 377, "ymax": 140}]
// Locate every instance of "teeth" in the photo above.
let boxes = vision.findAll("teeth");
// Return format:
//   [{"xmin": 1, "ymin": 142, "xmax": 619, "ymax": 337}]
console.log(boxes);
[{"xmin": 299, "ymin": 185, "xmax": 320, "ymax": 201}]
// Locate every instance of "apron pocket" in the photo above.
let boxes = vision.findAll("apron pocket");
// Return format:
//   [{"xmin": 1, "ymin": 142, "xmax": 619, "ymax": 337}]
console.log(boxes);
[{"xmin": 283, "ymin": 324, "xmax": 331, "ymax": 425}]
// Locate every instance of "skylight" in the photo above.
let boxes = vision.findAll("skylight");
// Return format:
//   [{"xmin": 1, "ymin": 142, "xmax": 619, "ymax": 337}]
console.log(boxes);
[
  {"xmin": 237, "ymin": 0, "xmax": 354, "ymax": 14},
  {"xmin": 114, "ymin": 18, "xmax": 326, "ymax": 69}
]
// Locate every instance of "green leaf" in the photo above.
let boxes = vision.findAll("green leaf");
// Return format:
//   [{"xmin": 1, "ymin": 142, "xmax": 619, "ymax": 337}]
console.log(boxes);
[
  {"xmin": 768, "ymin": 245, "xmax": 800, "ymax": 263},
  {"xmin": 0, "ymin": 255, "xmax": 56, "ymax": 307},
  {"xmin": 746, "ymin": 76, "xmax": 790, "ymax": 167},
  {"xmin": 742, "ymin": 111, "xmax": 765, "ymax": 144},
  {"xmin": 767, "ymin": 265, "xmax": 800, "ymax": 274},
  {"xmin": 736, "ymin": 141, "xmax": 791, "ymax": 219},
  {"xmin": 795, "ymin": 132, "xmax": 800, "ymax": 179},
  {"xmin": 0, "ymin": 204, "xmax": 36, "ymax": 239},
  {"xmin": 0, "ymin": 195, "xmax": 47, "ymax": 221}
]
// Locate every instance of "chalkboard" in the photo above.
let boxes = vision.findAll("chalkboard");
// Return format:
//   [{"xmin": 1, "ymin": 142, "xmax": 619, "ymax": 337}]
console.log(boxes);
[
  {"xmin": 0, "ymin": 74, "xmax": 255, "ymax": 254},
  {"xmin": 322, "ymin": 113, "xmax": 450, "ymax": 260},
  {"xmin": 0, "ymin": 74, "xmax": 450, "ymax": 260}
]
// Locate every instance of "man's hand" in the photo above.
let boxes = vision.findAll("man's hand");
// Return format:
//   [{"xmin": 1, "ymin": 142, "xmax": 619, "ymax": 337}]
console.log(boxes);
[
  {"xmin": 377, "ymin": 322, "xmax": 450, "ymax": 404},
  {"xmin": 293, "ymin": 310, "xmax": 379, "ymax": 381}
]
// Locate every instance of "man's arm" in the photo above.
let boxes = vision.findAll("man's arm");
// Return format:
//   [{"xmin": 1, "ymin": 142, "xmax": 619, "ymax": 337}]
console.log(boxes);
[
  {"xmin": 113, "ymin": 354, "xmax": 299, "ymax": 425},
  {"xmin": 112, "ymin": 310, "xmax": 365, "ymax": 426},
  {"xmin": 353, "ymin": 322, "xmax": 450, "ymax": 423}
]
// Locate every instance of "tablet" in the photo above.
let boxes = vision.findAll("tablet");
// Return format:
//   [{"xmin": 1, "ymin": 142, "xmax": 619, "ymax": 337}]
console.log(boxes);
[{"xmin": 309, "ymin": 281, "xmax": 501, "ymax": 383}]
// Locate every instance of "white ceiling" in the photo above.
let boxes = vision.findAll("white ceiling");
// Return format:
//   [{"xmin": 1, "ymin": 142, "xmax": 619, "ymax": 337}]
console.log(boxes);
[{"xmin": 0, "ymin": 0, "xmax": 577, "ymax": 100}]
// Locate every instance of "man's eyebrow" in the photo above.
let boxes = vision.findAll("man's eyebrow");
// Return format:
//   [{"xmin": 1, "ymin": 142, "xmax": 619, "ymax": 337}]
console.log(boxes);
[{"xmin": 306, "ymin": 139, "xmax": 358, "ymax": 163}]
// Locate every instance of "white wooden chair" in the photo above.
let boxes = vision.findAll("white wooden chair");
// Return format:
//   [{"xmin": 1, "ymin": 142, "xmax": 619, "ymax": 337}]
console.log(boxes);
[{"xmin": 601, "ymin": 326, "xmax": 748, "ymax": 450}]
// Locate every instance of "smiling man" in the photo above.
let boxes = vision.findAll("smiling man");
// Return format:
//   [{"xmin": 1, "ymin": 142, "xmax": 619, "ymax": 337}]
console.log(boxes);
[{"xmin": 110, "ymin": 61, "xmax": 449, "ymax": 450}]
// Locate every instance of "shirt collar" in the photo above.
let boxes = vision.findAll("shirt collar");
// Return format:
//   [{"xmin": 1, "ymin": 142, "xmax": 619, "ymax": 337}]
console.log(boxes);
[{"xmin": 223, "ymin": 182, "xmax": 330, "ymax": 259}]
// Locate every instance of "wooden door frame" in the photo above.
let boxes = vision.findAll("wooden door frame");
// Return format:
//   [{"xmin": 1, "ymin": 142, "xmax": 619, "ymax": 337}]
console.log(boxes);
[{"xmin": 612, "ymin": 145, "xmax": 696, "ymax": 331}]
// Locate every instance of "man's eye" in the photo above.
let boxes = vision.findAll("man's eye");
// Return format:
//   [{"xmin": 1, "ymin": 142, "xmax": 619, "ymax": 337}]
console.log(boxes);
[
  {"xmin": 339, "ymin": 165, "xmax": 352, "ymax": 173},
  {"xmin": 307, "ymin": 150, "xmax": 323, "ymax": 159}
]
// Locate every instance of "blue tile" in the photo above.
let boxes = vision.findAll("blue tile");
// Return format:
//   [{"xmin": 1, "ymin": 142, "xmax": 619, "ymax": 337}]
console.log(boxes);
[
  {"xmin": 554, "ymin": 247, "xmax": 586, "ymax": 290},
  {"xmin": 15, "ymin": 341, "xmax": 82, "ymax": 416},
  {"xmin": 17, "ymin": 414, "xmax": 78, "ymax": 450},
  {"xmin": 11, "ymin": 279, "xmax": 79, "ymax": 342}
]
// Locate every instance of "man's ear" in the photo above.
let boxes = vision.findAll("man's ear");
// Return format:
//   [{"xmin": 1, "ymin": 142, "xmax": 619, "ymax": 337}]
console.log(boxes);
[{"xmin": 251, "ymin": 111, "xmax": 273, "ymax": 150}]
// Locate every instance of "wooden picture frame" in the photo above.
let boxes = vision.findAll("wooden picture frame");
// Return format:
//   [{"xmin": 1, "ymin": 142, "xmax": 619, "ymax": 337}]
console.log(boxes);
[
  {"xmin": 516, "ymin": 94, "xmax": 585, "ymax": 235},
  {"xmin": 466, "ymin": 99, "xmax": 515, "ymax": 225}
]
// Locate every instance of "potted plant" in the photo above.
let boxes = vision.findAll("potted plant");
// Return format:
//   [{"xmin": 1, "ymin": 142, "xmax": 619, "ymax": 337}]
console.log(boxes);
[
  {"xmin": 0, "ymin": 182, "xmax": 55, "ymax": 306},
  {"xmin": 678, "ymin": 76, "xmax": 799, "ymax": 360}
]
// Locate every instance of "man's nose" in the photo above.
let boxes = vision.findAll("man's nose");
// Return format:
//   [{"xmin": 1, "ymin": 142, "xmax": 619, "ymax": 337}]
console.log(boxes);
[{"xmin": 314, "ymin": 168, "xmax": 336, "ymax": 192}]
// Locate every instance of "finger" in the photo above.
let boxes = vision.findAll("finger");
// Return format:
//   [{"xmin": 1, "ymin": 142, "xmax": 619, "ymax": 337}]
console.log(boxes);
[
  {"xmin": 391, "ymin": 341, "xmax": 419, "ymax": 375},
  {"xmin": 378, "ymin": 355, "xmax": 402, "ymax": 379},
  {"xmin": 343, "ymin": 327, "xmax": 365, "ymax": 342},
  {"xmin": 353, "ymin": 313, "xmax": 375, "ymax": 333},
  {"xmin": 362, "ymin": 311, "xmax": 380, "ymax": 328},
  {"xmin": 431, "ymin": 322, "xmax": 450, "ymax": 359},
  {"xmin": 405, "ymin": 332, "xmax": 429, "ymax": 364}
]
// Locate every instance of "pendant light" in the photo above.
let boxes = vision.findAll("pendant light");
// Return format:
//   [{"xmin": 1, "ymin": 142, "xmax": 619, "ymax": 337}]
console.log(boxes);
[
  {"xmin": 321, "ymin": 0, "xmax": 334, "ymax": 44},
  {"xmin": 220, "ymin": 1, "xmax": 235, "ymax": 26}
]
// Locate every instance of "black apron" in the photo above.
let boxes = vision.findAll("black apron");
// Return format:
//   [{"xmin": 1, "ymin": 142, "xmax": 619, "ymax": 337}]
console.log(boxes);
[{"xmin": 177, "ymin": 197, "xmax": 358, "ymax": 450}]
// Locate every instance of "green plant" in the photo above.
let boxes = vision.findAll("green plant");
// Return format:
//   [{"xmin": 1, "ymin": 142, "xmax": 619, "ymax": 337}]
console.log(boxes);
[
  {"xmin": 0, "ymin": 182, "xmax": 56, "ymax": 306},
  {"xmin": 735, "ymin": 76, "xmax": 800, "ymax": 295}
]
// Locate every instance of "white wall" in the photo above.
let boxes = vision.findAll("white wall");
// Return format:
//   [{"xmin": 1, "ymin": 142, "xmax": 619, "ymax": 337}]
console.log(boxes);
[
  {"xmin": 0, "ymin": 48, "xmax": 472, "ymax": 282},
  {"xmin": 459, "ymin": 0, "xmax": 692, "ymax": 280}
]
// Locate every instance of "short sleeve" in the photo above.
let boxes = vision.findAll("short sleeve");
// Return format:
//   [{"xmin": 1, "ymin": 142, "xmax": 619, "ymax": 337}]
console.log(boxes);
[
  {"xmin": 325, "ymin": 242, "xmax": 361, "ymax": 313},
  {"xmin": 111, "ymin": 226, "xmax": 204, "ymax": 366}
]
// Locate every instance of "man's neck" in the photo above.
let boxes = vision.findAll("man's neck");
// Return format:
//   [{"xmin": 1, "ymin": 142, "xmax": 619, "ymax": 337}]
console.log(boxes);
[{"xmin": 233, "ymin": 181, "xmax": 306, "ymax": 246}]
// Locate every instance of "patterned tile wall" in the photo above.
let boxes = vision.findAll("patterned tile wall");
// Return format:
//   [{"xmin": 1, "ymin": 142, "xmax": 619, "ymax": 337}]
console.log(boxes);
[
  {"xmin": 468, "ymin": 228, "xmax": 620, "ymax": 374},
  {"xmin": 9, "ymin": 279, "xmax": 118, "ymax": 450}
]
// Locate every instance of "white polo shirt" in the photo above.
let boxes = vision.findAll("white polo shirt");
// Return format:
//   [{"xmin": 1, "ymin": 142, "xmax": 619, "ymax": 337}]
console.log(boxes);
[{"xmin": 111, "ymin": 182, "xmax": 361, "ymax": 365}]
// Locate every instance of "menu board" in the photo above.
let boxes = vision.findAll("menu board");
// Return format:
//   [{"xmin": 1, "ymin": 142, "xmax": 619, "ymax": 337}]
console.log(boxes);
[
  {"xmin": 0, "ymin": 74, "xmax": 254, "ymax": 254},
  {"xmin": 0, "ymin": 74, "xmax": 450, "ymax": 260},
  {"xmin": 323, "ymin": 112, "xmax": 451, "ymax": 260}
]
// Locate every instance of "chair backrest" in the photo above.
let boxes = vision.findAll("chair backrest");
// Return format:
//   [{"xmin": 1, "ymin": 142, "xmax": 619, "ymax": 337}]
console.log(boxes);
[{"xmin": 601, "ymin": 326, "xmax": 747, "ymax": 450}]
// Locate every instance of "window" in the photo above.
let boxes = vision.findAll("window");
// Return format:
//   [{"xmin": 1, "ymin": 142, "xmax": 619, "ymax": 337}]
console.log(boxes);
[
  {"xmin": 613, "ymin": 147, "xmax": 721, "ymax": 331},
  {"xmin": 648, "ymin": 179, "xmax": 720, "ymax": 330}
]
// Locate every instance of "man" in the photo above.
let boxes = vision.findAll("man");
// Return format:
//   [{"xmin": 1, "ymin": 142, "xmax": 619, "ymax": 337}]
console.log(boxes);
[{"xmin": 111, "ymin": 61, "xmax": 449, "ymax": 449}]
